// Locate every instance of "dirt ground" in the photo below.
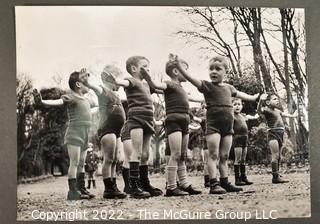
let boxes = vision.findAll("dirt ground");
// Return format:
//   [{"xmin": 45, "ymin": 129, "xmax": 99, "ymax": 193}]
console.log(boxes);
[{"xmin": 17, "ymin": 170, "xmax": 310, "ymax": 221}]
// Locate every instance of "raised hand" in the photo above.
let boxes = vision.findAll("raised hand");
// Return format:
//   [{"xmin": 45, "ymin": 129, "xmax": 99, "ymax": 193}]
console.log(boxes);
[
  {"xmin": 140, "ymin": 67, "xmax": 151, "ymax": 80},
  {"xmin": 259, "ymin": 93, "xmax": 268, "ymax": 101}
]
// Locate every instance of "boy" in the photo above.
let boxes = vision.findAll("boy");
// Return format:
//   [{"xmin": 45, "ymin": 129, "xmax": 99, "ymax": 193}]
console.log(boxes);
[
  {"xmin": 258, "ymin": 93, "xmax": 297, "ymax": 183},
  {"xmin": 33, "ymin": 70, "xmax": 96, "ymax": 200},
  {"xmin": 172, "ymin": 55, "xmax": 259, "ymax": 194},
  {"xmin": 232, "ymin": 98, "xmax": 259, "ymax": 186},
  {"xmin": 82, "ymin": 67, "xmax": 127, "ymax": 199},
  {"xmin": 108, "ymin": 56, "xmax": 162, "ymax": 198},
  {"xmin": 141, "ymin": 57, "xmax": 201, "ymax": 196}
]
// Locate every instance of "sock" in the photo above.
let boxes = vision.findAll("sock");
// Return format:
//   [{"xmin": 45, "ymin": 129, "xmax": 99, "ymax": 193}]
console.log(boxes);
[
  {"xmin": 177, "ymin": 164, "xmax": 189, "ymax": 189},
  {"xmin": 122, "ymin": 167, "xmax": 130, "ymax": 188},
  {"xmin": 220, "ymin": 177, "xmax": 229, "ymax": 186},
  {"xmin": 103, "ymin": 178, "xmax": 113, "ymax": 191},
  {"xmin": 166, "ymin": 166, "xmax": 177, "ymax": 190},
  {"xmin": 271, "ymin": 162, "xmax": 279, "ymax": 178}
]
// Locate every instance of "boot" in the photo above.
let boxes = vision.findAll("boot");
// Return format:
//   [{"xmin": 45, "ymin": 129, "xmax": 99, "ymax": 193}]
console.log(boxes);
[
  {"xmin": 234, "ymin": 165, "xmax": 246, "ymax": 186},
  {"xmin": 67, "ymin": 178, "xmax": 81, "ymax": 200},
  {"xmin": 220, "ymin": 177, "xmax": 243, "ymax": 192},
  {"xmin": 87, "ymin": 180, "xmax": 91, "ymax": 189},
  {"xmin": 122, "ymin": 167, "xmax": 131, "ymax": 194},
  {"xmin": 209, "ymin": 178, "xmax": 226, "ymax": 194},
  {"xmin": 180, "ymin": 185, "xmax": 202, "ymax": 195},
  {"xmin": 92, "ymin": 180, "xmax": 96, "ymax": 189},
  {"xmin": 129, "ymin": 162, "xmax": 151, "ymax": 199},
  {"xmin": 272, "ymin": 162, "xmax": 289, "ymax": 184},
  {"xmin": 139, "ymin": 165, "xmax": 162, "ymax": 197},
  {"xmin": 204, "ymin": 175, "xmax": 210, "ymax": 188},
  {"xmin": 77, "ymin": 173, "xmax": 94, "ymax": 199},
  {"xmin": 240, "ymin": 165, "xmax": 253, "ymax": 185},
  {"xmin": 103, "ymin": 178, "xmax": 127, "ymax": 199},
  {"xmin": 111, "ymin": 178, "xmax": 127, "ymax": 198}
]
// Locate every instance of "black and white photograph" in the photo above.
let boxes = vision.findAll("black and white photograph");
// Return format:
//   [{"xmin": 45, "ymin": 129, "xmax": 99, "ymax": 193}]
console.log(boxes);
[{"xmin": 15, "ymin": 6, "xmax": 310, "ymax": 221}]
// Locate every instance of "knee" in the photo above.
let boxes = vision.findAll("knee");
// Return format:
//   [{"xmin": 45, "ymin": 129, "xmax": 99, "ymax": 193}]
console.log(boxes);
[
  {"xmin": 208, "ymin": 151, "xmax": 219, "ymax": 161},
  {"xmin": 171, "ymin": 151, "xmax": 182, "ymax": 162},
  {"xmin": 219, "ymin": 152, "xmax": 229, "ymax": 162},
  {"xmin": 141, "ymin": 150, "xmax": 149, "ymax": 161}
]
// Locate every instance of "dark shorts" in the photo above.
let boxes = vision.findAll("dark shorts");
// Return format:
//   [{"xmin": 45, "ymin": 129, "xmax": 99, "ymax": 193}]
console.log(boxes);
[
  {"xmin": 206, "ymin": 107, "xmax": 234, "ymax": 137},
  {"xmin": 64, "ymin": 125, "xmax": 90, "ymax": 150},
  {"xmin": 165, "ymin": 113, "xmax": 190, "ymax": 135},
  {"xmin": 120, "ymin": 121, "xmax": 131, "ymax": 142},
  {"xmin": 233, "ymin": 135, "xmax": 248, "ymax": 148},
  {"xmin": 268, "ymin": 129, "xmax": 284, "ymax": 148},
  {"xmin": 127, "ymin": 112, "xmax": 155, "ymax": 135},
  {"xmin": 98, "ymin": 114, "xmax": 125, "ymax": 141}
]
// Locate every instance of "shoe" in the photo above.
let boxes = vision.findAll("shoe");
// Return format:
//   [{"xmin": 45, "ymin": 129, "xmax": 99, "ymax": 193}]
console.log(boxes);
[
  {"xmin": 111, "ymin": 178, "xmax": 127, "ymax": 199},
  {"xmin": 77, "ymin": 173, "xmax": 95, "ymax": 199},
  {"xmin": 129, "ymin": 178, "xmax": 151, "ymax": 199},
  {"xmin": 165, "ymin": 188, "xmax": 189, "ymax": 197},
  {"xmin": 241, "ymin": 175, "xmax": 253, "ymax": 185},
  {"xmin": 220, "ymin": 177, "xmax": 243, "ymax": 192},
  {"xmin": 139, "ymin": 165, "xmax": 163, "ymax": 196},
  {"xmin": 103, "ymin": 178, "xmax": 127, "ymax": 199},
  {"xmin": 272, "ymin": 174, "xmax": 289, "ymax": 184},
  {"xmin": 180, "ymin": 185, "xmax": 201, "ymax": 195},
  {"xmin": 67, "ymin": 178, "xmax": 90, "ymax": 200},
  {"xmin": 209, "ymin": 181, "xmax": 227, "ymax": 194},
  {"xmin": 235, "ymin": 177, "xmax": 247, "ymax": 186}
]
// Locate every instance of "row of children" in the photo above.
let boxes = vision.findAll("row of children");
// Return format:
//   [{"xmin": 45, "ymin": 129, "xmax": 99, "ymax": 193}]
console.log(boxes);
[{"xmin": 33, "ymin": 54, "xmax": 297, "ymax": 200}]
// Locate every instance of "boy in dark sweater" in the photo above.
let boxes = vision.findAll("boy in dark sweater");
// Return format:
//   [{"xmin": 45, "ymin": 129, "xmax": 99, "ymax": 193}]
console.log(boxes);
[
  {"xmin": 141, "ymin": 57, "xmax": 201, "ymax": 197},
  {"xmin": 173, "ymin": 55, "xmax": 259, "ymax": 194},
  {"xmin": 109, "ymin": 56, "xmax": 162, "ymax": 198}
]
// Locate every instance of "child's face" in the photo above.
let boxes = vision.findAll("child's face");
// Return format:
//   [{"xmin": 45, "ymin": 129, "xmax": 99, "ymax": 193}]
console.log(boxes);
[
  {"xmin": 267, "ymin": 95, "xmax": 279, "ymax": 108},
  {"xmin": 233, "ymin": 99, "xmax": 243, "ymax": 113},
  {"xmin": 132, "ymin": 59, "xmax": 150, "ymax": 78},
  {"xmin": 208, "ymin": 61, "xmax": 226, "ymax": 83}
]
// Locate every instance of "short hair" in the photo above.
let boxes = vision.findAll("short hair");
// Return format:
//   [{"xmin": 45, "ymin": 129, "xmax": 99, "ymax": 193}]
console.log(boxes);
[
  {"xmin": 68, "ymin": 71, "xmax": 81, "ymax": 91},
  {"xmin": 209, "ymin": 56, "xmax": 229, "ymax": 71},
  {"xmin": 265, "ymin": 92, "xmax": 278, "ymax": 101},
  {"xmin": 126, "ymin": 56, "xmax": 149, "ymax": 74},
  {"xmin": 232, "ymin": 98, "xmax": 242, "ymax": 103},
  {"xmin": 165, "ymin": 59, "xmax": 188, "ymax": 78}
]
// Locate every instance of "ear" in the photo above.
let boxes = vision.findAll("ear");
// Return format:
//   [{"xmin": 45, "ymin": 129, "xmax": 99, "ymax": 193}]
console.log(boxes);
[
  {"xmin": 131, "ymin": 65, "xmax": 137, "ymax": 73},
  {"xmin": 265, "ymin": 100, "xmax": 271, "ymax": 105},
  {"xmin": 75, "ymin": 81, "xmax": 81, "ymax": 89},
  {"xmin": 172, "ymin": 68, "xmax": 179, "ymax": 75}
]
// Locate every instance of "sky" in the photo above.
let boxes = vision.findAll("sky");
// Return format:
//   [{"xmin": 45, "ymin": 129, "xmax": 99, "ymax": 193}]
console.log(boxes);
[
  {"xmin": 15, "ymin": 6, "xmax": 305, "ymax": 101},
  {"xmin": 15, "ymin": 6, "xmax": 211, "ymax": 99}
]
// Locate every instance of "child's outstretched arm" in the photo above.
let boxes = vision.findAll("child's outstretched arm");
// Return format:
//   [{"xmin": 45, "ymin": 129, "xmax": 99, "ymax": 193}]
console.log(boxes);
[
  {"xmin": 245, "ymin": 114, "xmax": 260, "ymax": 120},
  {"xmin": 281, "ymin": 110, "xmax": 298, "ymax": 118},
  {"xmin": 141, "ymin": 67, "xmax": 167, "ymax": 91},
  {"xmin": 256, "ymin": 93, "xmax": 268, "ymax": 114},
  {"xmin": 33, "ymin": 89, "xmax": 64, "ymax": 106},
  {"xmin": 236, "ymin": 91, "xmax": 260, "ymax": 102},
  {"xmin": 188, "ymin": 94, "xmax": 204, "ymax": 103},
  {"xmin": 172, "ymin": 55, "xmax": 202, "ymax": 89}
]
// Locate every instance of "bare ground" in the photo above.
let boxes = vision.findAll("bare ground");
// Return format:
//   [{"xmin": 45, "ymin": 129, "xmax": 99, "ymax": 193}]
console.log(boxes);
[{"xmin": 17, "ymin": 171, "xmax": 310, "ymax": 221}]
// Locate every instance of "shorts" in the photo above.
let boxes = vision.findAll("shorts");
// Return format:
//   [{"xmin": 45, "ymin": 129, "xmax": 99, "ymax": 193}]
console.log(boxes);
[
  {"xmin": 206, "ymin": 107, "xmax": 234, "ymax": 137},
  {"xmin": 64, "ymin": 125, "xmax": 90, "ymax": 150},
  {"xmin": 268, "ymin": 129, "xmax": 284, "ymax": 148},
  {"xmin": 165, "ymin": 113, "xmax": 190, "ymax": 135},
  {"xmin": 233, "ymin": 135, "xmax": 248, "ymax": 148},
  {"xmin": 120, "ymin": 121, "xmax": 131, "ymax": 142},
  {"xmin": 127, "ymin": 112, "xmax": 155, "ymax": 134},
  {"xmin": 98, "ymin": 114, "xmax": 125, "ymax": 141}
]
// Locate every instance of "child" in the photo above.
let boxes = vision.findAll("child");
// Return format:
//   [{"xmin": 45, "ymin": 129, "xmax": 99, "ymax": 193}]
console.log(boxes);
[
  {"xmin": 108, "ymin": 56, "xmax": 162, "ymax": 198},
  {"xmin": 173, "ymin": 55, "xmax": 259, "ymax": 194},
  {"xmin": 82, "ymin": 67, "xmax": 127, "ymax": 199},
  {"xmin": 141, "ymin": 57, "xmax": 201, "ymax": 197},
  {"xmin": 33, "ymin": 70, "xmax": 96, "ymax": 200},
  {"xmin": 85, "ymin": 143, "xmax": 99, "ymax": 189},
  {"xmin": 258, "ymin": 93, "xmax": 297, "ymax": 183},
  {"xmin": 232, "ymin": 98, "xmax": 259, "ymax": 186}
]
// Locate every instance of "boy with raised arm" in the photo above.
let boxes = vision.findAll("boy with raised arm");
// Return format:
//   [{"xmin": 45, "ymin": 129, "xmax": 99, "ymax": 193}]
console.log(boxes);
[
  {"xmin": 172, "ymin": 55, "xmax": 259, "ymax": 194},
  {"xmin": 141, "ymin": 57, "xmax": 202, "ymax": 196},
  {"xmin": 81, "ymin": 67, "xmax": 127, "ymax": 199},
  {"xmin": 232, "ymin": 98, "xmax": 259, "ymax": 186},
  {"xmin": 258, "ymin": 93, "xmax": 297, "ymax": 184},
  {"xmin": 33, "ymin": 70, "xmax": 96, "ymax": 200},
  {"xmin": 107, "ymin": 56, "xmax": 162, "ymax": 198}
]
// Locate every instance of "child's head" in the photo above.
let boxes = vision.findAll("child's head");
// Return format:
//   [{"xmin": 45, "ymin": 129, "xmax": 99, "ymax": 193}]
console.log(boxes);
[
  {"xmin": 165, "ymin": 59, "xmax": 188, "ymax": 82},
  {"xmin": 208, "ymin": 56, "xmax": 229, "ymax": 83},
  {"xmin": 126, "ymin": 56, "xmax": 150, "ymax": 78},
  {"xmin": 232, "ymin": 98, "xmax": 243, "ymax": 114},
  {"xmin": 265, "ymin": 93, "xmax": 280, "ymax": 108},
  {"xmin": 68, "ymin": 71, "xmax": 89, "ymax": 94}
]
